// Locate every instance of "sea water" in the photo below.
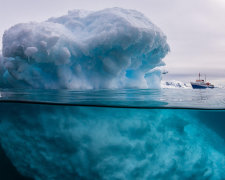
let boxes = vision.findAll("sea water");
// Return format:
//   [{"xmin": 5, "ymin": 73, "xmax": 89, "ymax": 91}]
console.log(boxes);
[{"xmin": 0, "ymin": 89, "xmax": 224, "ymax": 180}]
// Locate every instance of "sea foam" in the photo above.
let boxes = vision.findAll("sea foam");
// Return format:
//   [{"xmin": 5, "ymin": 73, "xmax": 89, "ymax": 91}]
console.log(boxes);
[{"xmin": 1, "ymin": 8, "xmax": 169, "ymax": 89}]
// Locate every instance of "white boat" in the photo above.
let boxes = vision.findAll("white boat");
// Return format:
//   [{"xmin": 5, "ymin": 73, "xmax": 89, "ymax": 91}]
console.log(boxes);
[{"xmin": 190, "ymin": 73, "xmax": 214, "ymax": 89}]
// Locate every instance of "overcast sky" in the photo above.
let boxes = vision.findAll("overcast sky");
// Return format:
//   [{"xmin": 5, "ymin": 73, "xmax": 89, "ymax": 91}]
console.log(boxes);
[{"xmin": 0, "ymin": 0, "xmax": 225, "ymax": 81}]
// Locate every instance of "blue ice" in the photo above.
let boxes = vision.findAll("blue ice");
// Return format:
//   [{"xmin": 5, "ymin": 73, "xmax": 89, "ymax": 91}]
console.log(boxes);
[{"xmin": 0, "ymin": 8, "xmax": 169, "ymax": 89}]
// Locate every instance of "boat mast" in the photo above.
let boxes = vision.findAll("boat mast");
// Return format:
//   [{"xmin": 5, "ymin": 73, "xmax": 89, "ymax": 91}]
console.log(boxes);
[
  {"xmin": 199, "ymin": 72, "xmax": 200, "ymax": 80},
  {"xmin": 205, "ymin": 75, "xmax": 206, "ymax": 82}
]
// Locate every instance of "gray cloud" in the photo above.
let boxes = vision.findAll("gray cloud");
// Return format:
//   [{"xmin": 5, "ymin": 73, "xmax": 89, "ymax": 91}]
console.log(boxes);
[{"xmin": 0, "ymin": 0, "xmax": 225, "ymax": 79}]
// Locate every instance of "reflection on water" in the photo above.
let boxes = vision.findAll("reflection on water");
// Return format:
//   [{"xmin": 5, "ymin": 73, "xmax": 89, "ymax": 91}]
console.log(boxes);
[{"xmin": 0, "ymin": 88, "xmax": 224, "ymax": 109}]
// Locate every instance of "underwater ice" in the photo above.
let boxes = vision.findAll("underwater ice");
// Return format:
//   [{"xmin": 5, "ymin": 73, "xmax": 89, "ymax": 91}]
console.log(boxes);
[
  {"xmin": 0, "ymin": 104, "xmax": 225, "ymax": 180},
  {"xmin": 0, "ymin": 8, "xmax": 169, "ymax": 89}
]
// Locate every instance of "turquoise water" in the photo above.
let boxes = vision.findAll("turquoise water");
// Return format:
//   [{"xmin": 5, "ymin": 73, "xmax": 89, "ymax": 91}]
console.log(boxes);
[{"xmin": 0, "ymin": 89, "xmax": 225, "ymax": 179}]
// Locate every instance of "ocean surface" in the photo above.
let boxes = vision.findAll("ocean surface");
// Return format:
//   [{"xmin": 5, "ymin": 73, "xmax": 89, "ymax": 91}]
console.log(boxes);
[{"xmin": 0, "ymin": 88, "xmax": 225, "ymax": 180}]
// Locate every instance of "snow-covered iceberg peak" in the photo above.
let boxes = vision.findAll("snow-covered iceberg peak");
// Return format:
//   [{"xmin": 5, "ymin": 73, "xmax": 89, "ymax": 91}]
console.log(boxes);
[{"xmin": 1, "ymin": 7, "xmax": 169, "ymax": 89}]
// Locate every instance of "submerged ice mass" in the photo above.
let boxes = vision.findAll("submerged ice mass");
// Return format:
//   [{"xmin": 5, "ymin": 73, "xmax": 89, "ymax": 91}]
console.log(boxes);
[
  {"xmin": 0, "ymin": 8, "xmax": 169, "ymax": 89},
  {"xmin": 0, "ymin": 104, "xmax": 225, "ymax": 180}
]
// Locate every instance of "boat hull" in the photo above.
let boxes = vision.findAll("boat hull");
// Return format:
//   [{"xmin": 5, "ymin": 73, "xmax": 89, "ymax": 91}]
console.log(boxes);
[
  {"xmin": 191, "ymin": 84, "xmax": 207, "ymax": 89},
  {"xmin": 191, "ymin": 83, "xmax": 214, "ymax": 89}
]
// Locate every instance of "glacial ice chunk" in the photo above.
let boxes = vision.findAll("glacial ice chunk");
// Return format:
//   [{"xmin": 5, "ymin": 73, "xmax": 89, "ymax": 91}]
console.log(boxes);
[
  {"xmin": 161, "ymin": 80, "xmax": 191, "ymax": 89},
  {"xmin": 1, "ymin": 8, "xmax": 169, "ymax": 89}
]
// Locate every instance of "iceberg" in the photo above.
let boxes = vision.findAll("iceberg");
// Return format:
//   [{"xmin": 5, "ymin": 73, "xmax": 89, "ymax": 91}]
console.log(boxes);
[{"xmin": 0, "ymin": 8, "xmax": 169, "ymax": 89}]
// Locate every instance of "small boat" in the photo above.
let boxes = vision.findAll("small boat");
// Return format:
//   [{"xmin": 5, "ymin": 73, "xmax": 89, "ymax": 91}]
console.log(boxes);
[{"xmin": 190, "ymin": 73, "xmax": 214, "ymax": 89}]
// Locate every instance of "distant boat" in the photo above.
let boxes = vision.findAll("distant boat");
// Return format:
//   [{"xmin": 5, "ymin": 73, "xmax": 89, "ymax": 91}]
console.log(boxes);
[
  {"xmin": 190, "ymin": 73, "xmax": 214, "ymax": 89},
  {"xmin": 162, "ymin": 70, "xmax": 168, "ymax": 75}
]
